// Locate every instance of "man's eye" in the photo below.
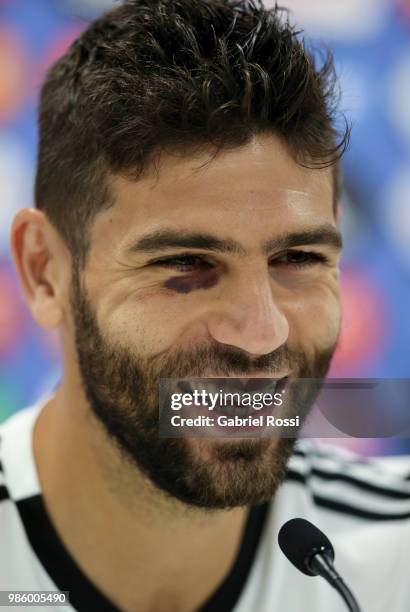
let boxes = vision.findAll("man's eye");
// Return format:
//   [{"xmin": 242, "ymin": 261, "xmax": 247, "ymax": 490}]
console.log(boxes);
[
  {"xmin": 151, "ymin": 251, "xmax": 328, "ymax": 271},
  {"xmin": 271, "ymin": 251, "xmax": 329, "ymax": 268},
  {"xmin": 151, "ymin": 255, "xmax": 212, "ymax": 270}
]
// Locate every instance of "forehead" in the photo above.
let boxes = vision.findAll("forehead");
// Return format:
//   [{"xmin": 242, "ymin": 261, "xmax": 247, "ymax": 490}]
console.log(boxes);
[{"xmin": 92, "ymin": 134, "xmax": 335, "ymax": 253}]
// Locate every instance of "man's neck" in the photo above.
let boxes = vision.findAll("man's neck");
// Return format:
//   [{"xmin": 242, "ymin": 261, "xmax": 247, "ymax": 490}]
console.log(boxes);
[{"xmin": 33, "ymin": 389, "xmax": 250, "ymax": 612}]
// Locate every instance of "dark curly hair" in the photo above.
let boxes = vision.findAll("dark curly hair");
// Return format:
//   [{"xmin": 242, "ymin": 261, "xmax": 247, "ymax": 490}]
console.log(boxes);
[{"xmin": 35, "ymin": 0, "xmax": 350, "ymax": 267}]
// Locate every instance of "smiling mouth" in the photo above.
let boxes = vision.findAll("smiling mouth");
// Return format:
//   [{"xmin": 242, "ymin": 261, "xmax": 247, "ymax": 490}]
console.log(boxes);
[{"xmin": 177, "ymin": 376, "xmax": 289, "ymax": 416}]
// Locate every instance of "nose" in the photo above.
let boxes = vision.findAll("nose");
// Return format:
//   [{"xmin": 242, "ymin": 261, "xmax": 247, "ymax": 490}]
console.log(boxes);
[{"xmin": 207, "ymin": 269, "xmax": 289, "ymax": 356}]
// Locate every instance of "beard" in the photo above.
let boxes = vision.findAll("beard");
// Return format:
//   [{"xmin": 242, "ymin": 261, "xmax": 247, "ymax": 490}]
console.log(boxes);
[{"xmin": 70, "ymin": 268, "xmax": 338, "ymax": 510}]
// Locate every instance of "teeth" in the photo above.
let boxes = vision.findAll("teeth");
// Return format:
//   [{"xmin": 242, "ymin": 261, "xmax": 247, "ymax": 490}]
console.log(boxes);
[
  {"xmin": 196, "ymin": 382, "xmax": 210, "ymax": 394},
  {"xmin": 186, "ymin": 379, "xmax": 280, "ymax": 395}
]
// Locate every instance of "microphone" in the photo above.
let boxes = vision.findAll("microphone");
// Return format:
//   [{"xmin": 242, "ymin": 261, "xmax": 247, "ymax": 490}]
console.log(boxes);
[{"xmin": 278, "ymin": 518, "xmax": 363, "ymax": 612}]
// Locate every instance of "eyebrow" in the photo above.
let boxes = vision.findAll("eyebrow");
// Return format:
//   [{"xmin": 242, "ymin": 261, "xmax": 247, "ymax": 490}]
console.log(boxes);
[{"xmin": 126, "ymin": 225, "xmax": 343, "ymax": 256}]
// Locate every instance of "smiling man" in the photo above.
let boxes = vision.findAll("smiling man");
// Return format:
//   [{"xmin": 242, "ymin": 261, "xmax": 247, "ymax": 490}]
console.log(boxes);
[{"xmin": 1, "ymin": 2, "xmax": 410, "ymax": 612}]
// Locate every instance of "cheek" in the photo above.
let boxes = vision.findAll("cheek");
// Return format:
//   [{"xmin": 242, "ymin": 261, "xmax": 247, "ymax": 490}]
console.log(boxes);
[
  {"xmin": 285, "ymin": 283, "xmax": 341, "ymax": 348},
  {"xmin": 106, "ymin": 287, "xmax": 207, "ymax": 354}
]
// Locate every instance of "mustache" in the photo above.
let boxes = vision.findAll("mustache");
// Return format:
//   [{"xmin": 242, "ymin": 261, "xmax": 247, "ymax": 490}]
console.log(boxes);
[{"xmin": 152, "ymin": 344, "xmax": 301, "ymax": 379}]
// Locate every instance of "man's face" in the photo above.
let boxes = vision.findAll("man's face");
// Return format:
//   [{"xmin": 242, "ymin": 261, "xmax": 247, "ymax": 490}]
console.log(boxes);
[{"xmin": 69, "ymin": 134, "xmax": 342, "ymax": 509}]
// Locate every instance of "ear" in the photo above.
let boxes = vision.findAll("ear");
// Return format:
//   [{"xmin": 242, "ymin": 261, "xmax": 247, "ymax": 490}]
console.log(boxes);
[{"xmin": 10, "ymin": 208, "xmax": 70, "ymax": 329}]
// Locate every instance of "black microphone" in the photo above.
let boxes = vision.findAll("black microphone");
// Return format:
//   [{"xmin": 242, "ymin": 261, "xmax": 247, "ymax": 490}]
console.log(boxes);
[{"xmin": 278, "ymin": 518, "xmax": 363, "ymax": 612}]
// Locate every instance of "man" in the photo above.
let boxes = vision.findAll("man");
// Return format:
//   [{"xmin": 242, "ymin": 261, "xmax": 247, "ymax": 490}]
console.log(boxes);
[{"xmin": 1, "ymin": 1, "xmax": 409, "ymax": 611}]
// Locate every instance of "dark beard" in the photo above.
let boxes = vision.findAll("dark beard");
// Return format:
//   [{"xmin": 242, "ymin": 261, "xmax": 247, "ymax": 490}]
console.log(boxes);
[{"xmin": 69, "ymin": 268, "xmax": 337, "ymax": 509}]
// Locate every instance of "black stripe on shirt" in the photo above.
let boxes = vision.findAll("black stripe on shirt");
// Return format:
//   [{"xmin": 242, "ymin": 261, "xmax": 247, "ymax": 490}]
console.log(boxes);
[
  {"xmin": 0, "ymin": 485, "xmax": 9, "ymax": 502},
  {"xmin": 292, "ymin": 447, "xmax": 365, "ymax": 464},
  {"xmin": 313, "ymin": 495, "xmax": 410, "ymax": 522},
  {"xmin": 291, "ymin": 449, "xmax": 410, "ymax": 500},
  {"xmin": 300, "ymin": 466, "xmax": 410, "ymax": 500},
  {"xmin": 286, "ymin": 470, "xmax": 410, "ymax": 521}
]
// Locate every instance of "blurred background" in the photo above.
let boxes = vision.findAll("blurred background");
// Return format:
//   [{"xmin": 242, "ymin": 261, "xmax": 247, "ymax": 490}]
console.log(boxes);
[{"xmin": 0, "ymin": 0, "xmax": 409, "ymax": 456}]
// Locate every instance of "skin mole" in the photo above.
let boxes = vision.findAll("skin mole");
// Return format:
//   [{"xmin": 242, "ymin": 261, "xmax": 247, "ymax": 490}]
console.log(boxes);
[{"xmin": 164, "ymin": 268, "xmax": 219, "ymax": 294}]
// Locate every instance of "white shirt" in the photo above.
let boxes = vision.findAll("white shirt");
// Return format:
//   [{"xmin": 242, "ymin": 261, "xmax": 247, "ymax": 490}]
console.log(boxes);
[{"xmin": 1, "ymin": 401, "xmax": 410, "ymax": 612}]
